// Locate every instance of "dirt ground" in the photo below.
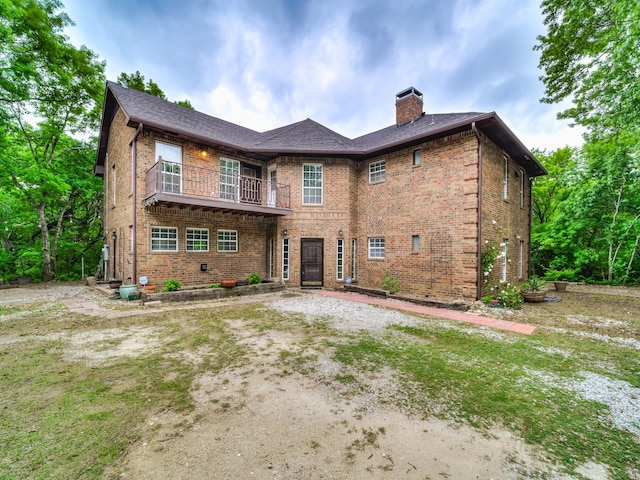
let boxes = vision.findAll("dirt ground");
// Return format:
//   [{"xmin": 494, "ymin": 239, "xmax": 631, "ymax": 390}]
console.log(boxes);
[{"xmin": 2, "ymin": 283, "xmax": 638, "ymax": 480}]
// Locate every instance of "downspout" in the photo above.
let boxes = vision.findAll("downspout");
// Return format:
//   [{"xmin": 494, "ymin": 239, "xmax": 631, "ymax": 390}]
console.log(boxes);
[
  {"xmin": 131, "ymin": 123, "xmax": 143, "ymax": 285},
  {"xmin": 472, "ymin": 122, "xmax": 483, "ymax": 300},
  {"xmin": 528, "ymin": 177, "xmax": 533, "ymax": 278}
]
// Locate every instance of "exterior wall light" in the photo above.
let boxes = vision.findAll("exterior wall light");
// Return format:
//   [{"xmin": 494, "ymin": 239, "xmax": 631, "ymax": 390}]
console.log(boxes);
[
  {"xmin": 282, "ymin": 229, "xmax": 288, "ymax": 236},
  {"xmin": 338, "ymin": 229, "xmax": 343, "ymax": 236}
]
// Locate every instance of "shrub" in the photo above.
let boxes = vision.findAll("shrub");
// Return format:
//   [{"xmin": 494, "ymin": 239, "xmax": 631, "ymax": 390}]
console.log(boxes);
[
  {"xmin": 163, "ymin": 279, "xmax": 182, "ymax": 292},
  {"xmin": 521, "ymin": 276, "xmax": 546, "ymax": 292},
  {"xmin": 543, "ymin": 268, "xmax": 578, "ymax": 282},
  {"xmin": 484, "ymin": 282, "xmax": 523, "ymax": 310},
  {"xmin": 248, "ymin": 273, "xmax": 261, "ymax": 285},
  {"xmin": 381, "ymin": 270, "xmax": 400, "ymax": 294}
]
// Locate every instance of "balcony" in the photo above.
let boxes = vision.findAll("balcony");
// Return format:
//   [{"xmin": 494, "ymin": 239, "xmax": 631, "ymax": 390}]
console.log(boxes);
[{"xmin": 144, "ymin": 161, "xmax": 292, "ymax": 217}]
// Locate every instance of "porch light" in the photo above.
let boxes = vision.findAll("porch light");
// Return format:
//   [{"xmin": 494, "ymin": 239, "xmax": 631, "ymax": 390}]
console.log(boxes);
[
  {"xmin": 111, "ymin": 231, "xmax": 116, "ymax": 241},
  {"xmin": 200, "ymin": 263, "xmax": 207, "ymax": 272},
  {"xmin": 338, "ymin": 229, "xmax": 343, "ymax": 236},
  {"xmin": 282, "ymin": 229, "xmax": 288, "ymax": 236},
  {"xmin": 200, "ymin": 150, "xmax": 207, "ymax": 158}
]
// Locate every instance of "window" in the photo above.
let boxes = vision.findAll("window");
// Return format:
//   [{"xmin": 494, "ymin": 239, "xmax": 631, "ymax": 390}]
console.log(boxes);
[
  {"xmin": 501, "ymin": 239, "xmax": 508, "ymax": 282},
  {"xmin": 336, "ymin": 239, "xmax": 344, "ymax": 280},
  {"xmin": 369, "ymin": 160, "xmax": 386, "ymax": 183},
  {"xmin": 111, "ymin": 164, "xmax": 116, "ymax": 206},
  {"xmin": 368, "ymin": 237, "xmax": 385, "ymax": 258},
  {"xmin": 269, "ymin": 238, "xmax": 275, "ymax": 278},
  {"xmin": 151, "ymin": 226, "xmax": 178, "ymax": 252},
  {"xmin": 302, "ymin": 163, "xmax": 323, "ymax": 204},
  {"xmin": 519, "ymin": 169, "xmax": 525, "ymax": 208},
  {"xmin": 282, "ymin": 238, "xmax": 290, "ymax": 280},
  {"xmin": 351, "ymin": 239, "xmax": 357, "ymax": 280},
  {"xmin": 413, "ymin": 149, "xmax": 421, "ymax": 165},
  {"xmin": 156, "ymin": 141, "xmax": 182, "ymax": 194},
  {"xmin": 217, "ymin": 230, "xmax": 238, "ymax": 252},
  {"xmin": 518, "ymin": 240, "xmax": 524, "ymax": 279},
  {"xmin": 186, "ymin": 228, "xmax": 209, "ymax": 252},
  {"xmin": 503, "ymin": 156, "xmax": 509, "ymax": 200},
  {"xmin": 220, "ymin": 158, "xmax": 240, "ymax": 201},
  {"xmin": 412, "ymin": 235, "xmax": 420, "ymax": 252}
]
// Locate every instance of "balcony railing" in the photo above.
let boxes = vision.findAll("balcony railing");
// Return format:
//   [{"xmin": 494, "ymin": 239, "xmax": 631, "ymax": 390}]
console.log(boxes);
[{"xmin": 144, "ymin": 161, "xmax": 291, "ymax": 212}]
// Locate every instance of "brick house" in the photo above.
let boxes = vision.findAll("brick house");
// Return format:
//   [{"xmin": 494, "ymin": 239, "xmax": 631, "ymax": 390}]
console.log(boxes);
[{"xmin": 94, "ymin": 82, "xmax": 545, "ymax": 300}]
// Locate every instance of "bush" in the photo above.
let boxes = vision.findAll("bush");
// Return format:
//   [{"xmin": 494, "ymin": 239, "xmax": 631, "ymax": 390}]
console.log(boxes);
[
  {"xmin": 484, "ymin": 282, "xmax": 523, "ymax": 310},
  {"xmin": 381, "ymin": 271, "xmax": 400, "ymax": 294},
  {"xmin": 248, "ymin": 273, "xmax": 261, "ymax": 285},
  {"xmin": 163, "ymin": 279, "xmax": 182, "ymax": 292},
  {"xmin": 543, "ymin": 268, "xmax": 578, "ymax": 282}
]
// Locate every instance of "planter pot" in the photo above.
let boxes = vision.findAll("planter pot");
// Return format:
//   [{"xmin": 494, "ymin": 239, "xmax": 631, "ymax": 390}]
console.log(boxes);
[
  {"xmin": 142, "ymin": 285, "xmax": 156, "ymax": 293},
  {"xmin": 522, "ymin": 291, "xmax": 546, "ymax": 303},
  {"xmin": 553, "ymin": 281, "xmax": 568, "ymax": 292},
  {"xmin": 9, "ymin": 279, "xmax": 18, "ymax": 286},
  {"xmin": 119, "ymin": 284, "xmax": 138, "ymax": 298},
  {"xmin": 220, "ymin": 279, "xmax": 236, "ymax": 288},
  {"xmin": 109, "ymin": 280, "xmax": 122, "ymax": 289}
]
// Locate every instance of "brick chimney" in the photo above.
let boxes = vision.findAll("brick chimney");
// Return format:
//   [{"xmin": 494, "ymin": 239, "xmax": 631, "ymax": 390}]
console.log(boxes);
[{"xmin": 396, "ymin": 87, "xmax": 423, "ymax": 125}]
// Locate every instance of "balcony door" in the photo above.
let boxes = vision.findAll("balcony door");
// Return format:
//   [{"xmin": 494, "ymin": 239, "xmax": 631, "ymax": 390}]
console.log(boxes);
[
  {"xmin": 220, "ymin": 158, "xmax": 240, "ymax": 201},
  {"xmin": 267, "ymin": 165, "xmax": 277, "ymax": 206},
  {"xmin": 156, "ymin": 141, "xmax": 182, "ymax": 193}
]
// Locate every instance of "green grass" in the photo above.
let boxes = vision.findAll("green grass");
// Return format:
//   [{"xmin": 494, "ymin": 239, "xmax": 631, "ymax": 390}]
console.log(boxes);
[{"xmin": 332, "ymin": 324, "xmax": 640, "ymax": 478}]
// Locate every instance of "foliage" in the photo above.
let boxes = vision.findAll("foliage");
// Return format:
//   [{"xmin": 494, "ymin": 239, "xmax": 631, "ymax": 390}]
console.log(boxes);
[
  {"xmin": 381, "ymin": 270, "xmax": 400, "ymax": 294},
  {"xmin": 248, "ymin": 273, "xmax": 262, "ymax": 285},
  {"xmin": 543, "ymin": 268, "xmax": 578, "ymax": 282},
  {"xmin": 483, "ymin": 282, "xmax": 523, "ymax": 310},
  {"xmin": 0, "ymin": 0, "xmax": 105, "ymax": 281},
  {"xmin": 520, "ymin": 276, "xmax": 546, "ymax": 292},
  {"xmin": 163, "ymin": 279, "xmax": 182, "ymax": 292},
  {"xmin": 117, "ymin": 70, "xmax": 194, "ymax": 109},
  {"xmin": 535, "ymin": 0, "xmax": 640, "ymax": 136}
]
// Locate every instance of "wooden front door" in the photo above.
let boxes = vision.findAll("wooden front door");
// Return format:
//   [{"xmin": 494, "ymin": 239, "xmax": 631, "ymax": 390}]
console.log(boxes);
[{"xmin": 301, "ymin": 238, "xmax": 323, "ymax": 286}]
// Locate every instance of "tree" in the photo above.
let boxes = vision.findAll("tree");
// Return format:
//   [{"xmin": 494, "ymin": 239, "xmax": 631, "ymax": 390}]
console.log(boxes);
[
  {"xmin": 535, "ymin": 0, "xmax": 640, "ymax": 136},
  {"xmin": 117, "ymin": 70, "xmax": 194, "ymax": 109},
  {"xmin": 0, "ymin": 0, "xmax": 105, "ymax": 281}
]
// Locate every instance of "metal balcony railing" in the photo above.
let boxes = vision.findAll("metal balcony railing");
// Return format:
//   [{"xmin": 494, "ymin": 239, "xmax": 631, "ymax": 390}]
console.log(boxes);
[{"xmin": 144, "ymin": 161, "xmax": 291, "ymax": 209}]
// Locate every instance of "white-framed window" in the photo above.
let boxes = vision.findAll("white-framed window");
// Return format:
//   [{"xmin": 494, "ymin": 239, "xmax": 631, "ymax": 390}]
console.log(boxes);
[
  {"xmin": 111, "ymin": 164, "xmax": 116, "ymax": 206},
  {"xmin": 151, "ymin": 226, "xmax": 178, "ymax": 252},
  {"xmin": 503, "ymin": 155, "xmax": 509, "ymax": 200},
  {"xmin": 217, "ymin": 229, "xmax": 238, "ymax": 252},
  {"xmin": 501, "ymin": 239, "xmax": 508, "ymax": 282},
  {"xmin": 412, "ymin": 235, "xmax": 420, "ymax": 252},
  {"xmin": 413, "ymin": 149, "xmax": 421, "ymax": 165},
  {"xmin": 368, "ymin": 237, "xmax": 385, "ymax": 258},
  {"xmin": 369, "ymin": 159, "xmax": 386, "ymax": 183},
  {"xmin": 269, "ymin": 237, "xmax": 275, "ymax": 278},
  {"xmin": 186, "ymin": 228, "xmax": 209, "ymax": 252},
  {"xmin": 518, "ymin": 240, "xmax": 524, "ymax": 279},
  {"xmin": 302, "ymin": 163, "xmax": 323, "ymax": 204},
  {"xmin": 336, "ymin": 239, "xmax": 344, "ymax": 280},
  {"xmin": 156, "ymin": 141, "xmax": 182, "ymax": 194},
  {"xmin": 282, "ymin": 238, "xmax": 290, "ymax": 280},
  {"xmin": 351, "ymin": 239, "xmax": 357, "ymax": 280},
  {"xmin": 220, "ymin": 158, "xmax": 240, "ymax": 201},
  {"xmin": 519, "ymin": 169, "xmax": 525, "ymax": 208}
]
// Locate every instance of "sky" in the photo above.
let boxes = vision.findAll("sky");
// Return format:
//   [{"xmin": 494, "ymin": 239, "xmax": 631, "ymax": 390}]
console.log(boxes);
[{"xmin": 62, "ymin": 0, "xmax": 584, "ymax": 151}]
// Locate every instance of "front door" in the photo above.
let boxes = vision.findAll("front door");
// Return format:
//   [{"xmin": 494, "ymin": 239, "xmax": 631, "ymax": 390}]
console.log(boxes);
[{"xmin": 301, "ymin": 238, "xmax": 323, "ymax": 286}]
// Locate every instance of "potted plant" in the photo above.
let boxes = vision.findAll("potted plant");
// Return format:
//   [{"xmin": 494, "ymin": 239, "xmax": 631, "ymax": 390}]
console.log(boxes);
[
  {"xmin": 220, "ymin": 279, "xmax": 236, "ymax": 288},
  {"xmin": 544, "ymin": 268, "xmax": 576, "ymax": 292},
  {"xmin": 520, "ymin": 276, "xmax": 547, "ymax": 303}
]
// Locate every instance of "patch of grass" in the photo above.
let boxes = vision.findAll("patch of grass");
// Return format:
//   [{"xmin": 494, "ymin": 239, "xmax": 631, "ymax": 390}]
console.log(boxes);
[{"xmin": 333, "ymin": 325, "xmax": 640, "ymax": 478}]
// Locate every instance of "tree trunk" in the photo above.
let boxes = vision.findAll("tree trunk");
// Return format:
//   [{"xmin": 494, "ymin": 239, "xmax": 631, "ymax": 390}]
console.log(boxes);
[{"xmin": 37, "ymin": 203, "xmax": 53, "ymax": 282}]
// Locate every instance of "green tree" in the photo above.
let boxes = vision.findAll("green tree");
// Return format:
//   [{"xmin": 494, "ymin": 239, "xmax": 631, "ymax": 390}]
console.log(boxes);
[
  {"xmin": 117, "ymin": 70, "xmax": 194, "ymax": 108},
  {"xmin": 535, "ymin": 0, "xmax": 640, "ymax": 136},
  {"xmin": 0, "ymin": 0, "xmax": 105, "ymax": 281}
]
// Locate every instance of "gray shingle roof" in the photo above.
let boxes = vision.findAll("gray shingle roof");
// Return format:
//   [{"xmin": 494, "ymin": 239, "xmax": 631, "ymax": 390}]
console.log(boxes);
[{"xmin": 96, "ymin": 81, "xmax": 545, "ymax": 176}]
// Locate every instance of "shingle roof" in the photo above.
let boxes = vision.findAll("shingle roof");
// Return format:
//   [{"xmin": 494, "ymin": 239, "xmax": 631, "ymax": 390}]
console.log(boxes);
[{"xmin": 96, "ymin": 81, "xmax": 545, "ymax": 176}]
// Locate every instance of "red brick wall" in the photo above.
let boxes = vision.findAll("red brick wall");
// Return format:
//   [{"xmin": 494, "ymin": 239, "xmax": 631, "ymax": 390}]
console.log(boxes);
[
  {"xmin": 355, "ymin": 131, "xmax": 480, "ymax": 300},
  {"xmin": 480, "ymin": 132, "xmax": 531, "ymax": 292}
]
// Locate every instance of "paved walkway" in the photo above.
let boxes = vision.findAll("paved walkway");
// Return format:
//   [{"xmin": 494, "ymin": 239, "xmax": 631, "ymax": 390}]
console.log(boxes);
[{"xmin": 316, "ymin": 290, "xmax": 537, "ymax": 334}]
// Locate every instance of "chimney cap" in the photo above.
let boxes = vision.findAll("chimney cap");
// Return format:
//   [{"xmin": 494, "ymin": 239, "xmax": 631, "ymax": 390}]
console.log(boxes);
[{"xmin": 396, "ymin": 86, "xmax": 423, "ymax": 101}]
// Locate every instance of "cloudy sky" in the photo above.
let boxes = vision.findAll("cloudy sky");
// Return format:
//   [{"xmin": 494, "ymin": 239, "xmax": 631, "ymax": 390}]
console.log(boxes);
[{"xmin": 62, "ymin": 0, "xmax": 583, "ymax": 151}]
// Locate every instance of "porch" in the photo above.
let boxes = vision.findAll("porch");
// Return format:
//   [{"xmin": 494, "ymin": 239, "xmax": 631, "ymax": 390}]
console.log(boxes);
[{"xmin": 143, "ymin": 161, "xmax": 292, "ymax": 217}]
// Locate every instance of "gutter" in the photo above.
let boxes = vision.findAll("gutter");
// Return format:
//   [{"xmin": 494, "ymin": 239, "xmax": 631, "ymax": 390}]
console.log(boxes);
[
  {"xmin": 131, "ymin": 123, "xmax": 143, "ymax": 285},
  {"xmin": 472, "ymin": 122, "xmax": 483, "ymax": 301}
]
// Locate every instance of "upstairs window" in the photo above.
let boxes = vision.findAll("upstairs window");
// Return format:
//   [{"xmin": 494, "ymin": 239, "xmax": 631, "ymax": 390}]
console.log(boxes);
[
  {"xmin": 369, "ymin": 160, "xmax": 386, "ymax": 183},
  {"xmin": 413, "ymin": 149, "xmax": 421, "ymax": 165},
  {"xmin": 503, "ymin": 155, "xmax": 509, "ymax": 200},
  {"xmin": 302, "ymin": 163, "xmax": 323, "ymax": 204},
  {"xmin": 519, "ymin": 169, "xmax": 525, "ymax": 207}
]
